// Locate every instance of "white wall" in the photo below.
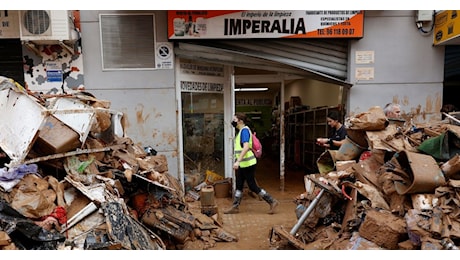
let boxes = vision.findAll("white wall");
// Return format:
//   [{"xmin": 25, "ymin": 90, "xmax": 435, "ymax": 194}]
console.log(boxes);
[
  {"xmin": 348, "ymin": 10, "xmax": 445, "ymax": 123},
  {"xmin": 285, "ymin": 78, "xmax": 342, "ymax": 109}
]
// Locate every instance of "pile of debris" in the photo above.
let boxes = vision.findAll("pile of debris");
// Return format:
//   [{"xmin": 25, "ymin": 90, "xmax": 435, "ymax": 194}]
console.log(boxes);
[
  {"xmin": 271, "ymin": 106, "xmax": 460, "ymax": 250},
  {"xmin": 0, "ymin": 76, "xmax": 236, "ymax": 250}
]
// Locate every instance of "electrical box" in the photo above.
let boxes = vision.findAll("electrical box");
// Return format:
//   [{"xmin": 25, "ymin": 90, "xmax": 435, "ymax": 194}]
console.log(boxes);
[{"xmin": 416, "ymin": 10, "xmax": 433, "ymax": 22}]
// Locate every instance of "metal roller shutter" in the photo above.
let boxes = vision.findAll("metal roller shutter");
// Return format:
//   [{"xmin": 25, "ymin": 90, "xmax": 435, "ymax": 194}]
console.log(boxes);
[
  {"xmin": 174, "ymin": 38, "xmax": 351, "ymax": 87},
  {"xmin": 0, "ymin": 39, "xmax": 25, "ymax": 86}
]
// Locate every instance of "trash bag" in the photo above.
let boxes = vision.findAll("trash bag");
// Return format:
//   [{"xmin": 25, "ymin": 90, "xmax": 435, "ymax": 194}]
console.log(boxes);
[{"xmin": 418, "ymin": 130, "xmax": 460, "ymax": 161}]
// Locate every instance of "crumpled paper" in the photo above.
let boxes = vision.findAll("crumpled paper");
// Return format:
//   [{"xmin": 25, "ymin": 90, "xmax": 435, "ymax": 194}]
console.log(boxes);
[{"xmin": 345, "ymin": 106, "xmax": 389, "ymax": 131}]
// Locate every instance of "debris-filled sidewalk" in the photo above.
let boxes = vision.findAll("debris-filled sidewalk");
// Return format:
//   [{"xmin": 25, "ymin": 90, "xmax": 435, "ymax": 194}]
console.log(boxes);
[
  {"xmin": 4, "ymin": 73, "xmax": 460, "ymax": 250},
  {"xmin": 270, "ymin": 106, "xmax": 460, "ymax": 250},
  {"xmin": 0, "ymin": 76, "xmax": 237, "ymax": 250}
]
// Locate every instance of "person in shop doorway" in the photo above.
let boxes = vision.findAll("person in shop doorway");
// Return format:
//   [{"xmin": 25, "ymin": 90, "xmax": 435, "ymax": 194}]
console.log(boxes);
[
  {"xmin": 316, "ymin": 110, "xmax": 347, "ymax": 150},
  {"xmin": 224, "ymin": 112, "xmax": 279, "ymax": 214},
  {"xmin": 383, "ymin": 103, "xmax": 402, "ymax": 119}
]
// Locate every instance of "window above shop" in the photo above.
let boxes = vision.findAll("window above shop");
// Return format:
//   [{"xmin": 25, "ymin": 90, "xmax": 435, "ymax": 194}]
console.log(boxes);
[{"xmin": 100, "ymin": 13, "xmax": 156, "ymax": 71}]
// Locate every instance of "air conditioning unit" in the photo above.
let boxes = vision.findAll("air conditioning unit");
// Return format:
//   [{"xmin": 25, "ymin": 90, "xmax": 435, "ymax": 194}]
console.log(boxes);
[{"xmin": 19, "ymin": 10, "xmax": 78, "ymax": 44}]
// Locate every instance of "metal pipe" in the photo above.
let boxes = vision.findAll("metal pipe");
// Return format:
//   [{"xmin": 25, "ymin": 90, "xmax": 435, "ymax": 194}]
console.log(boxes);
[
  {"xmin": 290, "ymin": 188, "xmax": 325, "ymax": 235},
  {"xmin": 443, "ymin": 112, "xmax": 460, "ymax": 124}
]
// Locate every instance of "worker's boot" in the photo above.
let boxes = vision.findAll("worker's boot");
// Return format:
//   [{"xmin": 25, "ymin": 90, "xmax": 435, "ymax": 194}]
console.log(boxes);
[
  {"xmin": 259, "ymin": 189, "xmax": 279, "ymax": 214},
  {"xmin": 224, "ymin": 190, "xmax": 242, "ymax": 214}
]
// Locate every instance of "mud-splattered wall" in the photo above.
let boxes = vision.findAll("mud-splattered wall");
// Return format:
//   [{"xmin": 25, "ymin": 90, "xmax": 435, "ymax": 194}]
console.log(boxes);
[
  {"xmin": 348, "ymin": 11, "xmax": 445, "ymax": 124},
  {"xmin": 78, "ymin": 10, "xmax": 179, "ymax": 178}
]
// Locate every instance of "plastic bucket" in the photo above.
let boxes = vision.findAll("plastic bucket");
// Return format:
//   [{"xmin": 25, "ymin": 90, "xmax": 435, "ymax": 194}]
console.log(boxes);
[
  {"xmin": 335, "ymin": 136, "xmax": 366, "ymax": 161},
  {"xmin": 316, "ymin": 150, "xmax": 337, "ymax": 174},
  {"xmin": 346, "ymin": 129, "xmax": 368, "ymax": 149}
]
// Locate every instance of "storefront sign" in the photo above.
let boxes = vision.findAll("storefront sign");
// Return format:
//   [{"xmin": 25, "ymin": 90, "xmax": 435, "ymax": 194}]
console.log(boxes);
[
  {"xmin": 0, "ymin": 10, "xmax": 19, "ymax": 38},
  {"xmin": 180, "ymin": 81, "xmax": 224, "ymax": 92},
  {"xmin": 433, "ymin": 10, "xmax": 460, "ymax": 45},
  {"xmin": 168, "ymin": 10, "xmax": 364, "ymax": 39},
  {"xmin": 180, "ymin": 62, "xmax": 224, "ymax": 77},
  {"xmin": 236, "ymin": 98, "xmax": 272, "ymax": 106}
]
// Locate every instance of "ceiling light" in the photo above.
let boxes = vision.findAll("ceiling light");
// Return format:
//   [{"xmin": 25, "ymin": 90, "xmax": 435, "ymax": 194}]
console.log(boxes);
[{"xmin": 234, "ymin": 87, "xmax": 268, "ymax": 92}]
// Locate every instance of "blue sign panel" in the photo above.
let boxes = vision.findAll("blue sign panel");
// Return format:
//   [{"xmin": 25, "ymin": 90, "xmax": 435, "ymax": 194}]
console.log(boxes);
[{"xmin": 47, "ymin": 70, "xmax": 63, "ymax": 82}]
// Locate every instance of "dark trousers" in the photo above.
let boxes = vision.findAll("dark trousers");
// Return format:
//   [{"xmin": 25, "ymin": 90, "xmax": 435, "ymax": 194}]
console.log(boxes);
[{"xmin": 235, "ymin": 164, "xmax": 261, "ymax": 194}]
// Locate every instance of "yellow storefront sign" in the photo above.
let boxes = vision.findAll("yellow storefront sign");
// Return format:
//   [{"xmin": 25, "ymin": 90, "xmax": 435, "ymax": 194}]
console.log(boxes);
[{"xmin": 433, "ymin": 10, "xmax": 460, "ymax": 45}]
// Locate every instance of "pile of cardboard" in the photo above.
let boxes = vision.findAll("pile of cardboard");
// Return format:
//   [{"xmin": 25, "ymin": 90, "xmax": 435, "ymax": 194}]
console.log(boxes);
[
  {"xmin": 0, "ymin": 76, "xmax": 236, "ymax": 250},
  {"xmin": 271, "ymin": 106, "xmax": 460, "ymax": 250}
]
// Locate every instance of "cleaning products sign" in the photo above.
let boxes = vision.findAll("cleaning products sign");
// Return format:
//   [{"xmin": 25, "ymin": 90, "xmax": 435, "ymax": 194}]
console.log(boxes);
[{"xmin": 168, "ymin": 10, "xmax": 364, "ymax": 39}]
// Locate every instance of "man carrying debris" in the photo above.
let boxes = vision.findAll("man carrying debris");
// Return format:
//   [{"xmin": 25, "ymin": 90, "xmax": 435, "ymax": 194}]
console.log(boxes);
[
  {"xmin": 383, "ymin": 103, "xmax": 402, "ymax": 119},
  {"xmin": 224, "ymin": 112, "xmax": 279, "ymax": 214}
]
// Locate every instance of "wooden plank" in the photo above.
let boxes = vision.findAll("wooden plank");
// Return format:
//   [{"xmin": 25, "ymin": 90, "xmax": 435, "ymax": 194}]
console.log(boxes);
[{"xmin": 270, "ymin": 225, "xmax": 309, "ymax": 250}]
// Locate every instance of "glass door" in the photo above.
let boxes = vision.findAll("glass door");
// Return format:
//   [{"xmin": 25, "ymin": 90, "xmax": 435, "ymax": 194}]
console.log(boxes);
[{"xmin": 182, "ymin": 92, "xmax": 225, "ymax": 188}]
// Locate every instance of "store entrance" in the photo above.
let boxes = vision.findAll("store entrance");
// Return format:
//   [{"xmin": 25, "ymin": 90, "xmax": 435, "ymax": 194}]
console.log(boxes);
[
  {"xmin": 234, "ymin": 81, "xmax": 287, "ymax": 191},
  {"xmin": 233, "ymin": 67, "xmax": 288, "ymax": 190},
  {"xmin": 234, "ymin": 82, "xmax": 282, "ymax": 162}
]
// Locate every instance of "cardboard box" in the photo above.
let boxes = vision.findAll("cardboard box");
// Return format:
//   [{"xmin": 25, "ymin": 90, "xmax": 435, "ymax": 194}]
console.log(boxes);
[{"xmin": 33, "ymin": 115, "xmax": 81, "ymax": 155}]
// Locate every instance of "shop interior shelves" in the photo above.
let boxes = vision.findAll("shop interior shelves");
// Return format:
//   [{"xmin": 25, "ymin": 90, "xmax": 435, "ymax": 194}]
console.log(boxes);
[{"xmin": 285, "ymin": 105, "xmax": 343, "ymax": 172}]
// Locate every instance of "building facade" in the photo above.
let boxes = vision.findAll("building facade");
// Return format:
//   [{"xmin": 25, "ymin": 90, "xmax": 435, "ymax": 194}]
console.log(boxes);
[{"xmin": 0, "ymin": 10, "xmax": 447, "ymax": 189}]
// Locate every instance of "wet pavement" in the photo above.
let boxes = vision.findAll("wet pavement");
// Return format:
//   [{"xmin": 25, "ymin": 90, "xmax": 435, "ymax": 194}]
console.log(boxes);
[{"xmin": 188, "ymin": 156, "xmax": 306, "ymax": 250}]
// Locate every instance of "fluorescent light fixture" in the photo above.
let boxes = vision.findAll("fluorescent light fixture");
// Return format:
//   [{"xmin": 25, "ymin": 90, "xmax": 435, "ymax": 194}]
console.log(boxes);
[{"xmin": 234, "ymin": 87, "xmax": 268, "ymax": 92}]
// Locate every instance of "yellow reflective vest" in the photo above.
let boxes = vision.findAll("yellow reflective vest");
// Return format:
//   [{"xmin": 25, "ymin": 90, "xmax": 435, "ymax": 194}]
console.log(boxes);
[{"xmin": 234, "ymin": 126, "xmax": 257, "ymax": 168}]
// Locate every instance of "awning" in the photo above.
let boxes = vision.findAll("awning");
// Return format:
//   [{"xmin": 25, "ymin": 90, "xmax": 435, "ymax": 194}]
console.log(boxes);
[{"xmin": 174, "ymin": 39, "xmax": 353, "ymax": 88}]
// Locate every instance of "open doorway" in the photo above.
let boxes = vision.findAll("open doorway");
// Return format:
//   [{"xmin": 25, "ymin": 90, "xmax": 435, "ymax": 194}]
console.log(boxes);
[
  {"xmin": 233, "ymin": 67, "xmax": 290, "ymax": 191},
  {"xmin": 443, "ymin": 45, "xmax": 460, "ymax": 114},
  {"xmin": 233, "ymin": 66, "xmax": 348, "ymax": 192},
  {"xmin": 234, "ymin": 82, "xmax": 281, "ymax": 162}
]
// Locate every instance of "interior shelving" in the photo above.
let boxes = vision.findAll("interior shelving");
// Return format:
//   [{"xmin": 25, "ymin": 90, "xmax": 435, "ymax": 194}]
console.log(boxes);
[{"xmin": 285, "ymin": 106, "xmax": 342, "ymax": 172}]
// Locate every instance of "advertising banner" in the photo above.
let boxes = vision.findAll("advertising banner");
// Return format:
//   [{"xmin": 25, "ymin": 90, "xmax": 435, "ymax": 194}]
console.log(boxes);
[
  {"xmin": 433, "ymin": 10, "xmax": 460, "ymax": 45},
  {"xmin": 168, "ymin": 10, "xmax": 364, "ymax": 39}
]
